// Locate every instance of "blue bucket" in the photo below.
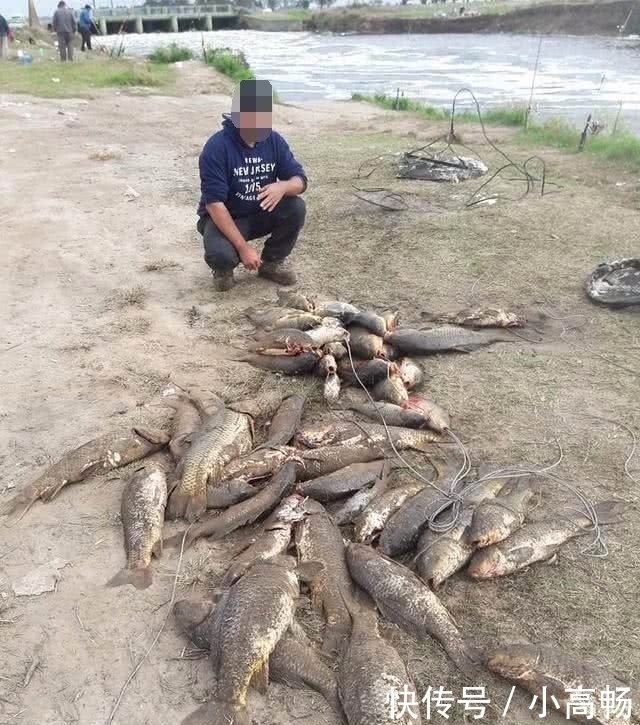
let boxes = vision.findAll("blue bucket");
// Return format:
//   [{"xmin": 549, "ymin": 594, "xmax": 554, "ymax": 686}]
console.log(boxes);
[{"xmin": 19, "ymin": 54, "xmax": 33, "ymax": 65}]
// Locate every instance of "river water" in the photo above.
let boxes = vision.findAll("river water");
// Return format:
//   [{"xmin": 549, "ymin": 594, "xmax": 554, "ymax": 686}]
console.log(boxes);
[{"xmin": 100, "ymin": 30, "xmax": 640, "ymax": 132}]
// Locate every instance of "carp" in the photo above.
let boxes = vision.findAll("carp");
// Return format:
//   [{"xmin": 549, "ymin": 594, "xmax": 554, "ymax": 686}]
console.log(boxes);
[
  {"xmin": 342, "ymin": 311, "xmax": 389, "ymax": 337},
  {"xmin": 324, "ymin": 371, "xmax": 341, "ymax": 402},
  {"xmin": 348, "ymin": 401, "xmax": 427, "ymax": 429},
  {"xmin": 270, "ymin": 313, "xmax": 324, "ymax": 331},
  {"xmin": 0, "ymin": 426, "xmax": 170, "ymax": 519},
  {"xmin": 106, "ymin": 460, "xmax": 168, "ymax": 590},
  {"xmin": 467, "ymin": 500, "xmax": 624, "ymax": 579},
  {"xmin": 236, "ymin": 350, "xmax": 322, "ymax": 375},
  {"xmin": 223, "ymin": 446, "xmax": 300, "ymax": 483},
  {"xmin": 206, "ymin": 478, "xmax": 257, "ymax": 509},
  {"xmin": 345, "ymin": 543, "xmax": 478, "ymax": 674},
  {"xmin": 307, "ymin": 325, "xmax": 349, "ymax": 347},
  {"xmin": 296, "ymin": 420, "xmax": 444, "ymax": 452},
  {"xmin": 331, "ymin": 461, "xmax": 391, "ymax": 526},
  {"xmin": 227, "ymin": 390, "xmax": 284, "ymax": 421},
  {"xmin": 317, "ymin": 353, "xmax": 337, "ymax": 376},
  {"xmin": 345, "ymin": 325, "xmax": 386, "ymax": 359},
  {"xmin": 398, "ymin": 358, "xmax": 423, "ymax": 389},
  {"xmin": 166, "ymin": 461, "xmax": 298, "ymax": 550},
  {"xmin": 372, "ymin": 371, "xmax": 409, "ymax": 407},
  {"xmin": 337, "ymin": 357, "xmax": 396, "ymax": 387},
  {"xmin": 258, "ymin": 393, "xmax": 306, "ymax": 449},
  {"xmin": 247, "ymin": 328, "xmax": 314, "ymax": 355},
  {"xmin": 315, "ymin": 300, "xmax": 360, "ymax": 319},
  {"xmin": 162, "ymin": 394, "xmax": 203, "ymax": 463},
  {"xmin": 407, "ymin": 395, "xmax": 450, "ymax": 433},
  {"xmin": 297, "ymin": 460, "xmax": 388, "ymax": 502},
  {"xmin": 276, "ymin": 289, "xmax": 315, "ymax": 312},
  {"xmin": 466, "ymin": 475, "xmax": 539, "ymax": 548},
  {"xmin": 245, "ymin": 305, "xmax": 322, "ymax": 331},
  {"xmin": 295, "ymin": 444, "xmax": 386, "ymax": 481},
  {"xmin": 353, "ymin": 479, "xmax": 428, "ymax": 543},
  {"xmin": 423, "ymin": 307, "xmax": 526, "ymax": 329},
  {"xmin": 384, "ymin": 325, "xmax": 512, "ymax": 354},
  {"xmin": 323, "ymin": 341, "xmax": 347, "ymax": 360},
  {"xmin": 166, "ymin": 408, "xmax": 253, "ymax": 523}
]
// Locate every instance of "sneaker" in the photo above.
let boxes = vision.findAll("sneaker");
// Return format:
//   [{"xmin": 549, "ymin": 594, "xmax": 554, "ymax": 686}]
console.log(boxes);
[
  {"xmin": 212, "ymin": 269, "xmax": 235, "ymax": 292},
  {"xmin": 258, "ymin": 259, "xmax": 297, "ymax": 286}
]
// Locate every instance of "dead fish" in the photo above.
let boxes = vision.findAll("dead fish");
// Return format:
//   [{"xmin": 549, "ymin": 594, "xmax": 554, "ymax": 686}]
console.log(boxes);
[
  {"xmin": 384, "ymin": 325, "xmax": 513, "ymax": 354},
  {"xmin": 276, "ymin": 289, "xmax": 315, "ymax": 312},
  {"xmin": 307, "ymin": 325, "xmax": 349, "ymax": 347},
  {"xmin": 382, "ymin": 309, "xmax": 400, "ymax": 331},
  {"xmin": 269, "ymin": 313, "xmax": 324, "ymax": 331},
  {"xmin": 337, "ymin": 357, "xmax": 396, "ymax": 387},
  {"xmin": 398, "ymin": 358, "xmax": 423, "ymax": 389},
  {"xmin": 338, "ymin": 588, "xmax": 422, "ymax": 725},
  {"xmin": 467, "ymin": 500, "xmax": 624, "ymax": 580},
  {"xmin": 166, "ymin": 461, "xmax": 298, "ymax": 550},
  {"xmin": 106, "ymin": 462, "xmax": 167, "ymax": 590},
  {"xmin": 315, "ymin": 300, "xmax": 360, "ymax": 319},
  {"xmin": 0, "ymin": 426, "xmax": 170, "ymax": 519},
  {"xmin": 173, "ymin": 597, "xmax": 340, "ymax": 711},
  {"xmin": 406, "ymin": 395, "xmax": 450, "ymax": 433},
  {"xmin": 345, "ymin": 543, "xmax": 478, "ymax": 675},
  {"xmin": 236, "ymin": 351, "xmax": 322, "ymax": 375},
  {"xmin": 178, "ymin": 555, "xmax": 310, "ymax": 725},
  {"xmin": 346, "ymin": 325, "xmax": 386, "ymax": 359},
  {"xmin": 414, "ymin": 475, "xmax": 508, "ymax": 590},
  {"xmin": 223, "ymin": 446, "xmax": 300, "ymax": 483},
  {"xmin": 485, "ymin": 643, "xmax": 635, "ymax": 725},
  {"xmin": 221, "ymin": 494, "xmax": 307, "ymax": 586},
  {"xmin": 342, "ymin": 310, "xmax": 388, "ymax": 337},
  {"xmin": 248, "ymin": 328, "xmax": 314, "ymax": 354},
  {"xmin": 317, "ymin": 354, "xmax": 337, "ymax": 376},
  {"xmin": 349, "ymin": 401, "xmax": 427, "ymax": 429},
  {"xmin": 372, "ymin": 372, "xmax": 409, "ymax": 407},
  {"xmin": 166, "ymin": 408, "xmax": 253, "ymax": 523},
  {"xmin": 227, "ymin": 390, "xmax": 284, "ymax": 421},
  {"xmin": 353, "ymin": 479, "xmax": 428, "ymax": 543},
  {"xmin": 424, "ymin": 307, "xmax": 527, "ymax": 329},
  {"xmin": 294, "ymin": 498, "xmax": 357, "ymax": 656},
  {"xmin": 297, "ymin": 460, "xmax": 388, "ymax": 502},
  {"xmin": 206, "ymin": 478, "xmax": 257, "ymax": 509},
  {"xmin": 296, "ymin": 444, "xmax": 385, "ymax": 482},
  {"xmin": 331, "ymin": 461, "xmax": 391, "ymax": 526},
  {"xmin": 162, "ymin": 394, "xmax": 203, "ymax": 463},
  {"xmin": 323, "ymin": 341, "xmax": 347, "ymax": 360},
  {"xmin": 258, "ymin": 393, "xmax": 306, "ymax": 449},
  {"xmin": 296, "ymin": 420, "xmax": 443, "ymax": 452},
  {"xmin": 466, "ymin": 475, "xmax": 539, "ymax": 548},
  {"xmin": 324, "ymin": 372, "xmax": 341, "ymax": 402},
  {"xmin": 244, "ymin": 305, "xmax": 304, "ymax": 327}
]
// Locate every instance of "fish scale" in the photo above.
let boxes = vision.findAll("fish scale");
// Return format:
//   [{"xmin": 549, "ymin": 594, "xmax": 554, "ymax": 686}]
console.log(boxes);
[
  {"xmin": 353, "ymin": 479, "xmax": 427, "ymax": 543},
  {"xmin": 384, "ymin": 325, "xmax": 512, "ymax": 354}
]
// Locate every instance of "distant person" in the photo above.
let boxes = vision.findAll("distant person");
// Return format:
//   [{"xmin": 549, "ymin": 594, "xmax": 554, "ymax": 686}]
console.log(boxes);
[
  {"xmin": 78, "ymin": 4, "xmax": 94, "ymax": 51},
  {"xmin": 197, "ymin": 78, "xmax": 307, "ymax": 292},
  {"xmin": 52, "ymin": 0, "xmax": 77, "ymax": 61},
  {"xmin": 0, "ymin": 13, "xmax": 9, "ymax": 60}
]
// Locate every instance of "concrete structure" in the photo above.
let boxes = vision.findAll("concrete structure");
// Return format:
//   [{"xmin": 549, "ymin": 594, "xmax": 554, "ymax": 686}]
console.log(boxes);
[{"xmin": 94, "ymin": 4, "xmax": 238, "ymax": 34}]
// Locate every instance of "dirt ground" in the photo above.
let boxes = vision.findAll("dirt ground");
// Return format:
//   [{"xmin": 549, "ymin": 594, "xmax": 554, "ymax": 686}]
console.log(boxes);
[{"xmin": 0, "ymin": 61, "xmax": 639, "ymax": 725}]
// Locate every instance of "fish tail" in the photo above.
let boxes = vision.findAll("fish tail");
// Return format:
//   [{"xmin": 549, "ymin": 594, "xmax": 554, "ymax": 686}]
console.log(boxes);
[
  {"xmin": 134, "ymin": 427, "xmax": 171, "ymax": 446},
  {"xmin": 446, "ymin": 639, "xmax": 483, "ymax": 677},
  {"xmin": 164, "ymin": 529, "xmax": 195, "ymax": 550},
  {"xmin": 166, "ymin": 487, "xmax": 206, "ymax": 523},
  {"xmin": 106, "ymin": 565, "xmax": 153, "ymax": 590},
  {"xmin": 181, "ymin": 700, "xmax": 250, "ymax": 725},
  {"xmin": 0, "ymin": 490, "xmax": 37, "ymax": 519}
]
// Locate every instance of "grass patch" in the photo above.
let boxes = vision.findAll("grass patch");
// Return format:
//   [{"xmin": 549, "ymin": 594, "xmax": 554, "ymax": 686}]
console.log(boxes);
[
  {"xmin": 89, "ymin": 149, "xmax": 122, "ymax": 161},
  {"xmin": 143, "ymin": 258, "xmax": 182, "ymax": 272},
  {"xmin": 0, "ymin": 57, "xmax": 175, "ymax": 98},
  {"xmin": 115, "ymin": 286, "xmax": 147, "ymax": 307},
  {"xmin": 482, "ymin": 104, "xmax": 528, "ymax": 127},
  {"xmin": 351, "ymin": 91, "xmax": 448, "ymax": 121},
  {"xmin": 202, "ymin": 46, "xmax": 254, "ymax": 83},
  {"xmin": 148, "ymin": 43, "xmax": 194, "ymax": 64}
]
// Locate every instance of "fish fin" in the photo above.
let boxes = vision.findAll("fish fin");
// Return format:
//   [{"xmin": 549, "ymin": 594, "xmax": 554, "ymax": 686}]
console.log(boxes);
[
  {"xmin": 134, "ymin": 427, "xmax": 171, "ymax": 446},
  {"xmin": 250, "ymin": 659, "xmax": 269, "ymax": 694},
  {"xmin": 166, "ymin": 488, "xmax": 206, "ymax": 523},
  {"xmin": 181, "ymin": 701, "xmax": 249, "ymax": 725},
  {"xmin": 0, "ymin": 489, "xmax": 38, "ymax": 520},
  {"xmin": 151, "ymin": 538, "xmax": 163, "ymax": 558},
  {"xmin": 295, "ymin": 560, "xmax": 326, "ymax": 584},
  {"xmin": 39, "ymin": 478, "xmax": 73, "ymax": 502},
  {"xmin": 106, "ymin": 566, "xmax": 153, "ymax": 590},
  {"xmin": 592, "ymin": 500, "xmax": 626, "ymax": 525}
]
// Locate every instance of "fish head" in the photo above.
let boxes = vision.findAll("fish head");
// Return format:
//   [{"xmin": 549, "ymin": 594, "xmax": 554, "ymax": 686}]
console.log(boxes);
[
  {"xmin": 321, "ymin": 316, "xmax": 343, "ymax": 328},
  {"xmin": 323, "ymin": 372, "xmax": 341, "ymax": 402},
  {"xmin": 484, "ymin": 647, "xmax": 540, "ymax": 684},
  {"xmin": 466, "ymin": 503, "xmax": 517, "ymax": 548},
  {"xmin": 272, "ymin": 494, "xmax": 310, "ymax": 524},
  {"xmin": 173, "ymin": 598, "xmax": 214, "ymax": 637},
  {"xmin": 466, "ymin": 547, "xmax": 509, "ymax": 579}
]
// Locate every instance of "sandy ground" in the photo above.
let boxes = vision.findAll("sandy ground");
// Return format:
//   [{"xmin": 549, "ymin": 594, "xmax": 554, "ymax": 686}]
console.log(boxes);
[{"xmin": 1, "ymin": 61, "xmax": 639, "ymax": 725}]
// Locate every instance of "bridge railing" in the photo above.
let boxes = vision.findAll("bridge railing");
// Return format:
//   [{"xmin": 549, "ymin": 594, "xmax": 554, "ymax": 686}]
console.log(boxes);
[{"xmin": 95, "ymin": 4, "xmax": 236, "ymax": 16}]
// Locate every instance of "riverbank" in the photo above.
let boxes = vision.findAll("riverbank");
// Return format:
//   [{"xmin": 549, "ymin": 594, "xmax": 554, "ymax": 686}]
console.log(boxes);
[{"xmin": 1, "ymin": 62, "xmax": 639, "ymax": 725}]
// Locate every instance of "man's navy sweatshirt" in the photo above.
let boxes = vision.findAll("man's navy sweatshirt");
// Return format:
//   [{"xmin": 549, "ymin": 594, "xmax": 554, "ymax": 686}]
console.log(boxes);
[{"xmin": 197, "ymin": 114, "xmax": 307, "ymax": 220}]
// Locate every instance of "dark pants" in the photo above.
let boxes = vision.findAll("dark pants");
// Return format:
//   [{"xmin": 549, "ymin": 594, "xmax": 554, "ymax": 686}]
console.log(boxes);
[
  {"xmin": 57, "ymin": 31, "xmax": 73, "ymax": 61},
  {"xmin": 197, "ymin": 195, "xmax": 305, "ymax": 273},
  {"xmin": 80, "ymin": 28, "xmax": 92, "ymax": 51}
]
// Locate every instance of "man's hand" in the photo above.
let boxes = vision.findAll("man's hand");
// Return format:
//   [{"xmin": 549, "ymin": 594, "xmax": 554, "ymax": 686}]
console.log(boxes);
[
  {"xmin": 257, "ymin": 181, "xmax": 286, "ymax": 212},
  {"xmin": 238, "ymin": 244, "xmax": 262, "ymax": 270}
]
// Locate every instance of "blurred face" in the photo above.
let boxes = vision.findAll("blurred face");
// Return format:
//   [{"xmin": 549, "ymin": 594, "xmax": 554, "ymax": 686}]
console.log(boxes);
[{"xmin": 231, "ymin": 79, "xmax": 273, "ymax": 144}]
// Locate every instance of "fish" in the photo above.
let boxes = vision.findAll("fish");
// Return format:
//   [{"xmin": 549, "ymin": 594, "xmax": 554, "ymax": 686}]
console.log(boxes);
[
  {"xmin": 236, "ymin": 351, "xmax": 322, "ymax": 375},
  {"xmin": 406, "ymin": 395, "xmax": 450, "ymax": 433},
  {"xmin": 270, "ymin": 313, "xmax": 324, "ymax": 331},
  {"xmin": 414, "ymin": 475, "xmax": 509, "ymax": 590},
  {"xmin": 165, "ymin": 461, "xmax": 298, "ymax": 550},
  {"xmin": 348, "ymin": 401, "xmax": 428, "ymax": 429},
  {"xmin": 345, "ymin": 325, "xmax": 386, "ymax": 359},
  {"xmin": 423, "ymin": 307, "xmax": 527, "ymax": 329},
  {"xmin": 258, "ymin": 393, "xmax": 306, "ymax": 449},
  {"xmin": 342, "ymin": 311, "xmax": 388, "ymax": 337},
  {"xmin": 294, "ymin": 498, "xmax": 357, "ymax": 656},
  {"xmin": 353, "ymin": 479, "xmax": 428, "ymax": 544},
  {"xmin": 317, "ymin": 353, "xmax": 337, "ymax": 376},
  {"xmin": 162, "ymin": 394, "xmax": 204, "ymax": 463},
  {"xmin": 331, "ymin": 461, "xmax": 391, "ymax": 526},
  {"xmin": 297, "ymin": 460, "xmax": 388, "ymax": 502},
  {"xmin": 178, "ymin": 555, "xmax": 310, "ymax": 725},
  {"xmin": 173, "ymin": 597, "xmax": 340, "ymax": 710},
  {"xmin": 382, "ymin": 310, "xmax": 400, "ymax": 331},
  {"xmin": 337, "ymin": 587, "xmax": 422, "ymax": 725},
  {"xmin": 247, "ymin": 328, "xmax": 315, "ymax": 354},
  {"xmin": 206, "ymin": 478, "xmax": 257, "ymax": 509},
  {"xmin": 0, "ymin": 426, "xmax": 170, "ymax": 519},
  {"xmin": 323, "ymin": 341, "xmax": 347, "ymax": 360},
  {"xmin": 296, "ymin": 420, "xmax": 444, "ymax": 452},
  {"xmin": 372, "ymin": 371, "xmax": 409, "ymax": 407},
  {"xmin": 337, "ymin": 357, "xmax": 396, "ymax": 387},
  {"xmin": 276, "ymin": 289, "xmax": 315, "ymax": 312},
  {"xmin": 222, "ymin": 446, "xmax": 300, "ymax": 483},
  {"xmin": 227, "ymin": 390, "xmax": 284, "ymax": 421},
  {"xmin": 324, "ymin": 372, "xmax": 341, "ymax": 402},
  {"xmin": 106, "ymin": 460, "xmax": 168, "ymax": 590},
  {"xmin": 345, "ymin": 543, "xmax": 478, "ymax": 675},
  {"xmin": 484, "ymin": 643, "xmax": 636, "ymax": 725},
  {"xmin": 467, "ymin": 500, "xmax": 625, "ymax": 580},
  {"xmin": 307, "ymin": 325, "xmax": 349, "ymax": 347},
  {"xmin": 466, "ymin": 475, "xmax": 539, "ymax": 548},
  {"xmin": 244, "ymin": 305, "xmax": 310, "ymax": 328},
  {"xmin": 166, "ymin": 408, "xmax": 253, "ymax": 523},
  {"xmin": 315, "ymin": 300, "xmax": 360, "ymax": 319},
  {"xmin": 398, "ymin": 357, "xmax": 423, "ymax": 389},
  {"xmin": 383, "ymin": 325, "xmax": 513, "ymax": 355},
  {"xmin": 221, "ymin": 494, "xmax": 308, "ymax": 586},
  {"xmin": 296, "ymin": 444, "xmax": 386, "ymax": 481}
]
